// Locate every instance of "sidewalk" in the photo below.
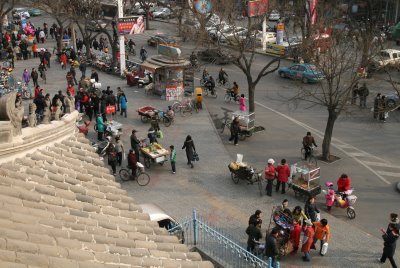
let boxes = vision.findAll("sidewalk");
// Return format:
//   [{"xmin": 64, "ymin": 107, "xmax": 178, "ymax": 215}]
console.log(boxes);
[{"xmin": 9, "ymin": 38, "xmax": 398, "ymax": 268}]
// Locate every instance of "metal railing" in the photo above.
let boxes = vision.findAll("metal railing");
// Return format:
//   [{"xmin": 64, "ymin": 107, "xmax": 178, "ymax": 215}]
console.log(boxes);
[{"xmin": 168, "ymin": 209, "xmax": 280, "ymax": 268}]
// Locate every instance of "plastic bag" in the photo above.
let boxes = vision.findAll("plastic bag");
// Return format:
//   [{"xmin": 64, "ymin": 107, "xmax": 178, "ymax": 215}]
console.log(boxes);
[
  {"xmin": 321, "ymin": 242, "xmax": 328, "ymax": 255},
  {"xmin": 316, "ymin": 212, "xmax": 321, "ymax": 221}
]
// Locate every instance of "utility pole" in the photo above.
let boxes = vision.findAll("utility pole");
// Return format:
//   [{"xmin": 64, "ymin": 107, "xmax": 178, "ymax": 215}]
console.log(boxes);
[{"xmin": 117, "ymin": 0, "xmax": 126, "ymax": 75}]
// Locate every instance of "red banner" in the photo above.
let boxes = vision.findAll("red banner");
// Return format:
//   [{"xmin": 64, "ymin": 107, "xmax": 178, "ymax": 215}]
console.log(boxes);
[{"xmin": 309, "ymin": 0, "xmax": 318, "ymax": 25}]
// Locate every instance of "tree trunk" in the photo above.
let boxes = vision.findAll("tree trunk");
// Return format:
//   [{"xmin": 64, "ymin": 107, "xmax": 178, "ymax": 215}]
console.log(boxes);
[
  {"xmin": 56, "ymin": 25, "xmax": 64, "ymax": 53},
  {"xmin": 177, "ymin": 14, "xmax": 183, "ymax": 36},
  {"xmin": 321, "ymin": 111, "xmax": 337, "ymax": 160},
  {"xmin": 248, "ymin": 82, "xmax": 255, "ymax": 113},
  {"xmin": 145, "ymin": 9, "xmax": 150, "ymax": 30},
  {"xmin": 361, "ymin": 41, "xmax": 370, "ymax": 67},
  {"xmin": 0, "ymin": 14, "xmax": 4, "ymax": 33},
  {"xmin": 84, "ymin": 39, "xmax": 91, "ymax": 59}
]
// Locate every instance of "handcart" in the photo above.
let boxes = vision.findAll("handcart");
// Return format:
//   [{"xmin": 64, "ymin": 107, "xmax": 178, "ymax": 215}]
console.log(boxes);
[
  {"xmin": 290, "ymin": 161, "xmax": 321, "ymax": 201},
  {"xmin": 137, "ymin": 106, "xmax": 157, "ymax": 123},
  {"xmin": 266, "ymin": 207, "xmax": 294, "ymax": 256},
  {"xmin": 227, "ymin": 154, "xmax": 263, "ymax": 196},
  {"xmin": 140, "ymin": 143, "xmax": 169, "ymax": 169},
  {"xmin": 221, "ymin": 111, "xmax": 265, "ymax": 141}
]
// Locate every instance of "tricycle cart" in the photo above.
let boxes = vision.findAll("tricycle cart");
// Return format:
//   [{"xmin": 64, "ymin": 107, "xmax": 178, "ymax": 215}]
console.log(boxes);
[
  {"xmin": 228, "ymin": 155, "xmax": 263, "ymax": 196},
  {"xmin": 290, "ymin": 161, "xmax": 321, "ymax": 201},
  {"xmin": 266, "ymin": 207, "xmax": 294, "ymax": 256},
  {"xmin": 221, "ymin": 111, "xmax": 265, "ymax": 141},
  {"xmin": 140, "ymin": 143, "xmax": 169, "ymax": 169},
  {"xmin": 137, "ymin": 106, "xmax": 173, "ymax": 127}
]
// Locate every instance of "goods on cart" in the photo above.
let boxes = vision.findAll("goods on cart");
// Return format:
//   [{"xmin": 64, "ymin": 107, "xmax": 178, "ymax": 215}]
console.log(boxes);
[
  {"xmin": 290, "ymin": 161, "xmax": 321, "ymax": 200},
  {"xmin": 140, "ymin": 142, "xmax": 169, "ymax": 168}
]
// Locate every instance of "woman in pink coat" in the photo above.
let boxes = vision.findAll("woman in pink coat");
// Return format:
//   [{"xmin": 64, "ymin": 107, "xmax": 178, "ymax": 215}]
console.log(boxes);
[{"xmin": 239, "ymin": 94, "xmax": 246, "ymax": 112}]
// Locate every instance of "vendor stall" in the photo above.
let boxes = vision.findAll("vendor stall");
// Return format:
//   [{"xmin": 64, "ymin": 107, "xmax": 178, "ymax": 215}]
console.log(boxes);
[
  {"xmin": 290, "ymin": 161, "xmax": 321, "ymax": 200},
  {"xmin": 140, "ymin": 142, "xmax": 169, "ymax": 168},
  {"xmin": 140, "ymin": 45, "xmax": 190, "ymax": 101}
]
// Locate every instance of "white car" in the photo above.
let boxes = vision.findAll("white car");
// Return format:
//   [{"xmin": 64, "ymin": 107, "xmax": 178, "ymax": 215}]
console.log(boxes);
[
  {"xmin": 269, "ymin": 10, "xmax": 280, "ymax": 21},
  {"xmin": 153, "ymin": 7, "xmax": 172, "ymax": 19},
  {"xmin": 220, "ymin": 27, "xmax": 247, "ymax": 43},
  {"xmin": 13, "ymin": 8, "xmax": 30, "ymax": 19},
  {"xmin": 207, "ymin": 23, "xmax": 230, "ymax": 38}
]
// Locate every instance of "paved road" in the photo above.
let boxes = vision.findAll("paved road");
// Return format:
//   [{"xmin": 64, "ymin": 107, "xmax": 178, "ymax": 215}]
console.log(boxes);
[{"xmin": 13, "ymin": 13, "xmax": 399, "ymax": 267}]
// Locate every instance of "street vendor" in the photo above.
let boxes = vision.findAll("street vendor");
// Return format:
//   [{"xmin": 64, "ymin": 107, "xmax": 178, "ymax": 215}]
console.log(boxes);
[
  {"xmin": 337, "ymin": 173, "xmax": 351, "ymax": 197},
  {"xmin": 127, "ymin": 149, "xmax": 138, "ymax": 176},
  {"xmin": 148, "ymin": 128, "xmax": 158, "ymax": 144}
]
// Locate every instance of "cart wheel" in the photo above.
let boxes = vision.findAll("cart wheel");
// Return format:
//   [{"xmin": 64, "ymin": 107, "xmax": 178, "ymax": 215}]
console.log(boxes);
[
  {"xmin": 300, "ymin": 148, "xmax": 306, "ymax": 160},
  {"xmin": 347, "ymin": 207, "xmax": 356, "ymax": 219},
  {"xmin": 141, "ymin": 115, "xmax": 149, "ymax": 123},
  {"xmin": 144, "ymin": 157, "xmax": 151, "ymax": 168},
  {"xmin": 307, "ymin": 156, "xmax": 318, "ymax": 167},
  {"xmin": 231, "ymin": 172, "xmax": 239, "ymax": 184},
  {"xmin": 239, "ymin": 133, "xmax": 246, "ymax": 141},
  {"xmin": 203, "ymin": 87, "xmax": 208, "ymax": 96},
  {"xmin": 137, "ymin": 172, "xmax": 150, "ymax": 186},
  {"xmin": 163, "ymin": 116, "xmax": 171, "ymax": 127},
  {"xmin": 159, "ymin": 161, "xmax": 164, "ymax": 166},
  {"xmin": 119, "ymin": 169, "xmax": 131, "ymax": 181}
]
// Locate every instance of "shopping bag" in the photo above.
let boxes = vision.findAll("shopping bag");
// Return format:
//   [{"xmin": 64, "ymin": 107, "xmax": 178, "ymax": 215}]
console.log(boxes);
[
  {"xmin": 156, "ymin": 130, "xmax": 163, "ymax": 139},
  {"xmin": 106, "ymin": 105, "xmax": 116, "ymax": 114},
  {"xmin": 321, "ymin": 242, "xmax": 329, "ymax": 255},
  {"xmin": 192, "ymin": 151, "xmax": 199, "ymax": 161},
  {"xmin": 316, "ymin": 212, "xmax": 321, "ymax": 221}
]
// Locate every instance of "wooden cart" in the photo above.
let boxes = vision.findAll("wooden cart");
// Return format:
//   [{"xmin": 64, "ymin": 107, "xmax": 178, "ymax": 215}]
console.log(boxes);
[{"xmin": 140, "ymin": 144, "xmax": 169, "ymax": 169}]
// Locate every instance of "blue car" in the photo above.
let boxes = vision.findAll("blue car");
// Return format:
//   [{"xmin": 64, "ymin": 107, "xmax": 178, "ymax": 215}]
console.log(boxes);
[{"xmin": 278, "ymin": 63, "xmax": 324, "ymax": 83}]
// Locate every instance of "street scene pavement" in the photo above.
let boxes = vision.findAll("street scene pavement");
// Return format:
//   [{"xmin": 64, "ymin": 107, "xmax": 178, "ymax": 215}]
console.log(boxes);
[{"xmin": 8, "ymin": 10, "xmax": 400, "ymax": 268}]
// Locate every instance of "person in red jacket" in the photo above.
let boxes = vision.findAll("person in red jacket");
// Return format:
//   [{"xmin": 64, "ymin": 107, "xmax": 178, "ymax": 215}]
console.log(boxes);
[
  {"xmin": 276, "ymin": 159, "xmax": 290, "ymax": 194},
  {"xmin": 337, "ymin": 173, "xmax": 351, "ymax": 192}
]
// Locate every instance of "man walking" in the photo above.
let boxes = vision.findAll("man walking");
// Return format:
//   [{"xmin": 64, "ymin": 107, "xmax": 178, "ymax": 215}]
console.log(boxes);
[
  {"xmin": 31, "ymin": 68, "xmax": 39, "ymax": 88},
  {"xmin": 170, "ymin": 145, "xmax": 176, "ymax": 174},
  {"xmin": 312, "ymin": 219, "xmax": 331, "ymax": 256},
  {"xmin": 374, "ymin": 93, "xmax": 381, "ymax": 120},
  {"xmin": 265, "ymin": 229, "xmax": 279, "ymax": 266},
  {"xmin": 358, "ymin": 82, "xmax": 369, "ymax": 108}
]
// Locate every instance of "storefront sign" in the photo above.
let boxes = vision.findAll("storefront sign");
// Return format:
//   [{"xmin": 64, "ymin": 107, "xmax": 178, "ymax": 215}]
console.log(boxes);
[
  {"xmin": 248, "ymin": 0, "xmax": 268, "ymax": 17},
  {"xmin": 117, "ymin": 16, "xmax": 145, "ymax": 35},
  {"xmin": 158, "ymin": 44, "xmax": 181, "ymax": 59},
  {"xmin": 165, "ymin": 85, "xmax": 183, "ymax": 101}
]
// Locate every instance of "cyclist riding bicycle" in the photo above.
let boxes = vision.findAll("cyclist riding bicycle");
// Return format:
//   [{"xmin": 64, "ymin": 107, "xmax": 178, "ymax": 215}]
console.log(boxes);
[
  {"xmin": 229, "ymin": 81, "xmax": 239, "ymax": 100},
  {"xmin": 302, "ymin": 131, "xmax": 317, "ymax": 160},
  {"xmin": 127, "ymin": 149, "xmax": 138, "ymax": 176},
  {"xmin": 204, "ymin": 75, "xmax": 216, "ymax": 95},
  {"xmin": 202, "ymin": 68, "xmax": 209, "ymax": 80},
  {"xmin": 218, "ymin": 68, "xmax": 228, "ymax": 85}
]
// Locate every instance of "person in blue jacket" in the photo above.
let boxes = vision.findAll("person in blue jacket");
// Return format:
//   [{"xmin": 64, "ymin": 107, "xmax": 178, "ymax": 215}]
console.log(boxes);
[
  {"xmin": 96, "ymin": 113, "xmax": 105, "ymax": 141},
  {"xmin": 119, "ymin": 93, "xmax": 128, "ymax": 118}
]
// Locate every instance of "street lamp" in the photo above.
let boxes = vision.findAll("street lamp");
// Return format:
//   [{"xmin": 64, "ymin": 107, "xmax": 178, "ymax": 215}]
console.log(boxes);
[{"xmin": 117, "ymin": 0, "xmax": 126, "ymax": 75}]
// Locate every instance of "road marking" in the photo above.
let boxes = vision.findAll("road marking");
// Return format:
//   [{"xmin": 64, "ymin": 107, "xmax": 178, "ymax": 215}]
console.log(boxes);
[
  {"xmin": 377, "ymin": 171, "xmax": 400, "ymax": 178},
  {"xmin": 363, "ymin": 161, "xmax": 400, "ymax": 169},
  {"xmin": 254, "ymin": 101, "xmax": 392, "ymax": 185}
]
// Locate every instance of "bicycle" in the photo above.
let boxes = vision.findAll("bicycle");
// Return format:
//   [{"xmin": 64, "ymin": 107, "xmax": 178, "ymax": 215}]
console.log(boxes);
[
  {"xmin": 224, "ymin": 89, "xmax": 239, "ymax": 104},
  {"xmin": 300, "ymin": 145, "xmax": 318, "ymax": 166},
  {"xmin": 216, "ymin": 77, "xmax": 231, "ymax": 88},
  {"xmin": 220, "ymin": 117, "xmax": 232, "ymax": 133},
  {"xmin": 171, "ymin": 99, "xmax": 193, "ymax": 116},
  {"xmin": 16, "ymin": 81, "xmax": 31, "ymax": 99},
  {"xmin": 203, "ymin": 86, "xmax": 218, "ymax": 98},
  {"xmin": 119, "ymin": 163, "xmax": 150, "ymax": 186}
]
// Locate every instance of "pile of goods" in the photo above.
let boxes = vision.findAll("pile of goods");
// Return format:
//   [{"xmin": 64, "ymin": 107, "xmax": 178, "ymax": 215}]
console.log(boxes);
[
  {"xmin": 292, "ymin": 177, "xmax": 319, "ymax": 190},
  {"xmin": 141, "ymin": 143, "xmax": 168, "ymax": 155},
  {"xmin": 228, "ymin": 161, "xmax": 247, "ymax": 171}
]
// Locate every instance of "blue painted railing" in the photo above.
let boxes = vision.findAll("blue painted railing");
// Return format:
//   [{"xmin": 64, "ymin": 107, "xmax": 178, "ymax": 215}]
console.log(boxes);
[{"xmin": 168, "ymin": 209, "xmax": 280, "ymax": 268}]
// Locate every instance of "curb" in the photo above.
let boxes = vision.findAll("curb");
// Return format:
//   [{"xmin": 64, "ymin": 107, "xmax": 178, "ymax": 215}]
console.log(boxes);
[{"xmin": 397, "ymin": 181, "xmax": 400, "ymax": 192}]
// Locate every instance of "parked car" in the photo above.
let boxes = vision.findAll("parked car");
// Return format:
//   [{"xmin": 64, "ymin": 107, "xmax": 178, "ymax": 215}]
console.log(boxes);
[
  {"xmin": 219, "ymin": 27, "xmax": 247, "ymax": 43},
  {"xmin": 386, "ymin": 92, "xmax": 399, "ymax": 109},
  {"xmin": 87, "ymin": 20, "xmax": 107, "ymax": 32},
  {"xmin": 147, "ymin": 34, "xmax": 177, "ymax": 47},
  {"xmin": 153, "ymin": 7, "xmax": 173, "ymax": 19},
  {"xmin": 12, "ymin": 8, "xmax": 30, "ymax": 19},
  {"xmin": 269, "ymin": 10, "xmax": 280, "ymax": 21},
  {"xmin": 369, "ymin": 49, "xmax": 400, "ymax": 71},
  {"xmin": 28, "ymin": 8, "xmax": 41, "ymax": 16},
  {"xmin": 139, "ymin": 203, "xmax": 184, "ymax": 243},
  {"xmin": 278, "ymin": 63, "xmax": 324, "ymax": 83},
  {"xmin": 197, "ymin": 48, "xmax": 235, "ymax": 65}
]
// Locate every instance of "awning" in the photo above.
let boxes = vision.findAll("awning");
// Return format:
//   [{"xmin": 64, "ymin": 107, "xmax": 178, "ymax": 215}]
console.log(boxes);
[{"xmin": 141, "ymin": 61, "xmax": 163, "ymax": 72}]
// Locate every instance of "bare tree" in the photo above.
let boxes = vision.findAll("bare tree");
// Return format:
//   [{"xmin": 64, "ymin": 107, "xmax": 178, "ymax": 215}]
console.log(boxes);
[
  {"xmin": 0, "ymin": 0, "xmax": 18, "ymax": 32},
  {"xmin": 293, "ymin": 31, "xmax": 361, "ymax": 160}
]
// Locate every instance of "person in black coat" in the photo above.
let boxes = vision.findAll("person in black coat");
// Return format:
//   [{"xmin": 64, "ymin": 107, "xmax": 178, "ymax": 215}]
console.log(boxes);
[
  {"xmin": 229, "ymin": 117, "xmax": 240, "ymax": 145},
  {"xmin": 246, "ymin": 223, "xmax": 262, "ymax": 253},
  {"xmin": 91, "ymin": 69, "xmax": 99, "ymax": 82},
  {"xmin": 304, "ymin": 196, "xmax": 320, "ymax": 222},
  {"xmin": 379, "ymin": 223, "xmax": 399, "ymax": 267},
  {"xmin": 182, "ymin": 135, "xmax": 195, "ymax": 168},
  {"xmin": 265, "ymin": 228, "xmax": 279, "ymax": 266}
]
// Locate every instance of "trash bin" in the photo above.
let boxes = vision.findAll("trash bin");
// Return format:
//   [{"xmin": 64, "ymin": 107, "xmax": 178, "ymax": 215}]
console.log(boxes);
[{"xmin": 195, "ymin": 87, "xmax": 203, "ymax": 110}]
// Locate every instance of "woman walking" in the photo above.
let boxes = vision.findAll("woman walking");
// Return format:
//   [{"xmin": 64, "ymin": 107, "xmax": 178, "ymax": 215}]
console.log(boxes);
[
  {"xmin": 301, "ymin": 220, "xmax": 315, "ymax": 262},
  {"xmin": 304, "ymin": 196, "xmax": 320, "ymax": 222},
  {"xmin": 182, "ymin": 135, "xmax": 196, "ymax": 168}
]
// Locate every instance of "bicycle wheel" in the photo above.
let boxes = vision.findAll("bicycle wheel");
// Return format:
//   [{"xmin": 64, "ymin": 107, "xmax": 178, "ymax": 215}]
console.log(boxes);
[
  {"xmin": 224, "ymin": 93, "xmax": 231, "ymax": 103},
  {"xmin": 212, "ymin": 90, "xmax": 218, "ymax": 98},
  {"xmin": 216, "ymin": 78, "xmax": 222, "ymax": 87},
  {"xmin": 172, "ymin": 102, "xmax": 181, "ymax": 113},
  {"xmin": 180, "ymin": 105, "xmax": 192, "ymax": 117},
  {"xmin": 137, "ymin": 172, "xmax": 150, "ymax": 186},
  {"xmin": 119, "ymin": 169, "xmax": 131, "ymax": 181},
  {"xmin": 141, "ymin": 115, "xmax": 149, "ymax": 123},
  {"xmin": 163, "ymin": 116, "xmax": 171, "ymax": 127},
  {"xmin": 231, "ymin": 172, "xmax": 239, "ymax": 184},
  {"xmin": 224, "ymin": 81, "xmax": 231, "ymax": 88},
  {"xmin": 347, "ymin": 207, "xmax": 356, "ymax": 219},
  {"xmin": 307, "ymin": 156, "xmax": 318, "ymax": 166},
  {"xmin": 300, "ymin": 148, "xmax": 306, "ymax": 160},
  {"xmin": 239, "ymin": 132, "xmax": 246, "ymax": 141},
  {"xmin": 144, "ymin": 156, "xmax": 151, "ymax": 168}
]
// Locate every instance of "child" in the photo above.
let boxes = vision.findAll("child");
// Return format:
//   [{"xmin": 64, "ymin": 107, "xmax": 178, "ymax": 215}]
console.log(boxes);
[
  {"xmin": 239, "ymin": 94, "xmax": 246, "ymax": 112},
  {"xmin": 325, "ymin": 182, "xmax": 335, "ymax": 212},
  {"xmin": 170, "ymin": 145, "xmax": 176, "ymax": 174}
]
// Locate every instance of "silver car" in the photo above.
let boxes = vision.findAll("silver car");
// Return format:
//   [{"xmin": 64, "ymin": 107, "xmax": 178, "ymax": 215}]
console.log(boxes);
[
  {"xmin": 139, "ymin": 203, "xmax": 184, "ymax": 243},
  {"xmin": 385, "ymin": 92, "xmax": 399, "ymax": 109}
]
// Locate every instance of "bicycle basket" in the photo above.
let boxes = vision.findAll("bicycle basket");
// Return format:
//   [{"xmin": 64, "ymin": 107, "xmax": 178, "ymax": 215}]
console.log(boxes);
[{"xmin": 137, "ymin": 162, "xmax": 145, "ymax": 172}]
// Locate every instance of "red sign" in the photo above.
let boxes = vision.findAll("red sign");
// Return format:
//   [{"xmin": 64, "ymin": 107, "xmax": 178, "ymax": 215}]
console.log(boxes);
[
  {"xmin": 309, "ymin": 0, "xmax": 318, "ymax": 25},
  {"xmin": 248, "ymin": 0, "xmax": 268, "ymax": 17}
]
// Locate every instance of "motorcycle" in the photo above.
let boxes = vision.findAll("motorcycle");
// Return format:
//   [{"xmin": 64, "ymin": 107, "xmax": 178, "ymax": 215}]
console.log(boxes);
[
  {"xmin": 138, "ymin": 72, "xmax": 153, "ymax": 88},
  {"xmin": 322, "ymin": 181, "xmax": 357, "ymax": 219},
  {"xmin": 92, "ymin": 136, "xmax": 111, "ymax": 158}
]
